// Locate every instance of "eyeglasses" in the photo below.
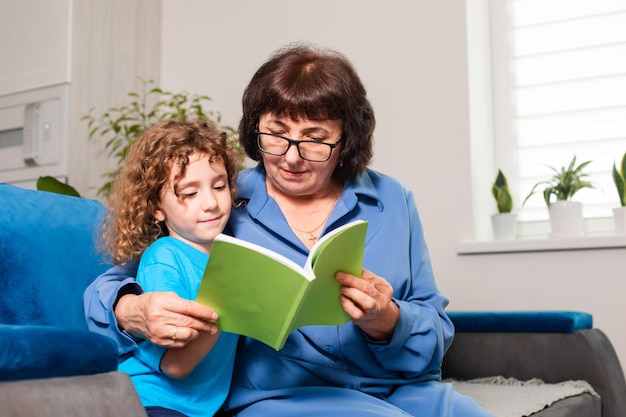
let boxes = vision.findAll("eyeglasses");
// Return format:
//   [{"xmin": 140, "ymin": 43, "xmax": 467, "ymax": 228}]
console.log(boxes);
[{"xmin": 255, "ymin": 131, "xmax": 342, "ymax": 162}]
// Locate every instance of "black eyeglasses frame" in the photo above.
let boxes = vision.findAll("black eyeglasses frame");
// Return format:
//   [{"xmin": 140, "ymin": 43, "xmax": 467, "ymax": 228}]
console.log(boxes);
[{"xmin": 254, "ymin": 131, "xmax": 342, "ymax": 162}]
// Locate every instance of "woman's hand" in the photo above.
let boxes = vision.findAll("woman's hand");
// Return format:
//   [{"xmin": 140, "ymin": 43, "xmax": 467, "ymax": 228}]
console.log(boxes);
[
  {"xmin": 337, "ymin": 269, "xmax": 399, "ymax": 341},
  {"xmin": 115, "ymin": 291, "xmax": 219, "ymax": 348}
]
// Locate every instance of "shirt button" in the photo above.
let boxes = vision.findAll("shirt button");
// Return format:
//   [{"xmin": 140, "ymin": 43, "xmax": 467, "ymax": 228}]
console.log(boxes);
[{"xmin": 325, "ymin": 345, "xmax": 336, "ymax": 353}]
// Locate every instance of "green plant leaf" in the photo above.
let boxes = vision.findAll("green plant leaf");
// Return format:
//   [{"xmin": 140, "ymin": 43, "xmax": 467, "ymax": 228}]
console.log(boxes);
[
  {"xmin": 497, "ymin": 187, "xmax": 513, "ymax": 213},
  {"xmin": 36, "ymin": 176, "xmax": 81, "ymax": 197},
  {"xmin": 523, "ymin": 180, "xmax": 546, "ymax": 206},
  {"xmin": 543, "ymin": 187, "xmax": 555, "ymax": 205},
  {"xmin": 494, "ymin": 169, "xmax": 507, "ymax": 188},
  {"xmin": 572, "ymin": 160, "xmax": 592, "ymax": 175},
  {"xmin": 614, "ymin": 163, "xmax": 625, "ymax": 206},
  {"xmin": 491, "ymin": 169, "xmax": 513, "ymax": 213}
]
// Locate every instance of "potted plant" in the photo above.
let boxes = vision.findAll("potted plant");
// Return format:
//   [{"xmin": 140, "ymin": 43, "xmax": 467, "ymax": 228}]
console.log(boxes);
[
  {"xmin": 491, "ymin": 169, "xmax": 516, "ymax": 240},
  {"xmin": 612, "ymin": 151, "xmax": 626, "ymax": 234},
  {"xmin": 39, "ymin": 79, "xmax": 243, "ymax": 198},
  {"xmin": 83, "ymin": 78, "xmax": 244, "ymax": 197},
  {"xmin": 523, "ymin": 156, "xmax": 594, "ymax": 238}
]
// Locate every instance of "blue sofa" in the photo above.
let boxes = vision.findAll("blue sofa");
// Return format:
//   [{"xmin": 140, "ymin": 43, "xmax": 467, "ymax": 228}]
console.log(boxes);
[
  {"xmin": 1, "ymin": 183, "xmax": 625, "ymax": 417},
  {"xmin": 0, "ymin": 183, "xmax": 146, "ymax": 416}
]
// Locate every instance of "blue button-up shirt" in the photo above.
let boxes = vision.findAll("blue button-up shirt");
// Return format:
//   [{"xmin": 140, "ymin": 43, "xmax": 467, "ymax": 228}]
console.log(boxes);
[{"xmin": 223, "ymin": 166, "xmax": 453, "ymax": 411}]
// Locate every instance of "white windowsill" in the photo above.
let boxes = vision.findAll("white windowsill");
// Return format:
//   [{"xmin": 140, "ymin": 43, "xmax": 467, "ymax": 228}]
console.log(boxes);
[{"xmin": 457, "ymin": 234, "xmax": 626, "ymax": 255}]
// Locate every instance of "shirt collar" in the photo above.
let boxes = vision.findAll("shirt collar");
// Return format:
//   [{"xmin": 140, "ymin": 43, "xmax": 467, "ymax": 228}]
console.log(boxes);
[{"xmin": 235, "ymin": 164, "xmax": 384, "ymax": 218}]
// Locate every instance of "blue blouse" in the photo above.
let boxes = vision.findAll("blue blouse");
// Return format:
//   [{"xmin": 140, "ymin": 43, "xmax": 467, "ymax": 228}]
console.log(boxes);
[{"xmin": 223, "ymin": 167, "xmax": 453, "ymax": 412}]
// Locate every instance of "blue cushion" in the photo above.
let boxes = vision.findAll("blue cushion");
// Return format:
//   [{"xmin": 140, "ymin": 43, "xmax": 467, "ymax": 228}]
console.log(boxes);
[
  {"xmin": 447, "ymin": 311, "xmax": 593, "ymax": 333},
  {"xmin": 0, "ymin": 324, "xmax": 118, "ymax": 381},
  {"xmin": 0, "ymin": 184, "xmax": 112, "ymax": 329}
]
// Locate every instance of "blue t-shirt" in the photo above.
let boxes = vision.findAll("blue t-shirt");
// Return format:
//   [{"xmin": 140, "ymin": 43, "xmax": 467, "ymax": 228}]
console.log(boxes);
[{"xmin": 118, "ymin": 237, "xmax": 238, "ymax": 417}]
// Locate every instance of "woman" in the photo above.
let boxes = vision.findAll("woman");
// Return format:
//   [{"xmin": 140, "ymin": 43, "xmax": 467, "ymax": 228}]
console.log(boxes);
[{"xmin": 84, "ymin": 43, "xmax": 492, "ymax": 417}]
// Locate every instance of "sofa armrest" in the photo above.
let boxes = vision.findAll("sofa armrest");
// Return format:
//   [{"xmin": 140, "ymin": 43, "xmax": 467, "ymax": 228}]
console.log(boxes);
[
  {"xmin": 442, "ymin": 329, "xmax": 626, "ymax": 417},
  {"xmin": 0, "ymin": 371, "xmax": 147, "ymax": 417},
  {"xmin": 446, "ymin": 310, "xmax": 593, "ymax": 333}
]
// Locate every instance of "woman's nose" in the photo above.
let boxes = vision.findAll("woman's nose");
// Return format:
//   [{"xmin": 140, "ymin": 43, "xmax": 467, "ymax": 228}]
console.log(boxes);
[{"xmin": 283, "ymin": 141, "xmax": 303, "ymax": 162}]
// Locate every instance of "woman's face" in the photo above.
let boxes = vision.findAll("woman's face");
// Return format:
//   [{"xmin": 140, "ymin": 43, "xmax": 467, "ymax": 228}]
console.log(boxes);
[{"xmin": 257, "ymin": 113, "xmax": 343, "ymax": 199}]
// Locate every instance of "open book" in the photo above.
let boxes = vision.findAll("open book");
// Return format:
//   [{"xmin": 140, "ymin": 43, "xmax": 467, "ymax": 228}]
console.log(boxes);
[{"xmin": 196, "ymin": 220, "xmax": 368, "ymax": 350}]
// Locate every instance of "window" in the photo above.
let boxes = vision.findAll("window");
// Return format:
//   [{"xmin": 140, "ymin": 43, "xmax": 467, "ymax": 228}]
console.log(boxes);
[{"xmin": 489, "ymin": 0, "xmax": 626, "ymax": 237}]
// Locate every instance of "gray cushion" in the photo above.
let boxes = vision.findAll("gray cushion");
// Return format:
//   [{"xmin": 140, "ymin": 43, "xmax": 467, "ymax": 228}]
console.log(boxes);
[{"xmin": 0, "ymin": 371, "xmax": 146, "ymax": 417}]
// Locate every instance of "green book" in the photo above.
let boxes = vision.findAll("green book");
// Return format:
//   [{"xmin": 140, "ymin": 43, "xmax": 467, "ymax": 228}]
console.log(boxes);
[{"xmin": 196, "ymin": 219, "xmax": 368, "ymax": 350}]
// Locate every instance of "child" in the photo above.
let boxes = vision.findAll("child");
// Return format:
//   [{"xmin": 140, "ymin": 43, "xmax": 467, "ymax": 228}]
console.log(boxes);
[{"xmin": 101, "ymin": 119, "xmax": 239, "ymax": 417}]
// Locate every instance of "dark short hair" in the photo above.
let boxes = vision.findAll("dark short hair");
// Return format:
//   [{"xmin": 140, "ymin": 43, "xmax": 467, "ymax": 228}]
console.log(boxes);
[{"xmin": 239, "ymin": 43, "xmax": 375, "ymax": 182}]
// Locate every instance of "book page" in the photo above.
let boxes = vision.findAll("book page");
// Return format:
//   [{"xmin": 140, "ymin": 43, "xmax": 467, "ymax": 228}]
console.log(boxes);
[
  {"xmin": 291, "ymin": 220, "xmax": 368, "ymax": 329},
  {"xmin": 197, "ymin": 238, "xmax": 310, "ymax": 350},
  {"xmin": 212, "ymin": 234, "xmax": 308, "ymax": 278}
]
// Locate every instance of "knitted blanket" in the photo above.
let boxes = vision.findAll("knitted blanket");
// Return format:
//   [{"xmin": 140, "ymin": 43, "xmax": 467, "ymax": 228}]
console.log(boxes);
[{"xmin": 448, "ymin": 376, "xmax": 599, "ymax": 417}]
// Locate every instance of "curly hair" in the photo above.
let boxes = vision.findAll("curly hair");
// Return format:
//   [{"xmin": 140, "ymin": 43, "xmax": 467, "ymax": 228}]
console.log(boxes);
[
  {"xmin": 101, "ymin": 119, "xmax": 239, "ymax": 265},
  {"xmin": 239, "ymin": 43, "xmax": 375, "ymax": 183}
]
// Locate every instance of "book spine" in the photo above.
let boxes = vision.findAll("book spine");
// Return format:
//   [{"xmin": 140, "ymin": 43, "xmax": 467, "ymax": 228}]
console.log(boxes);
[{"xmin": 274, "ymin": 282, "xmax": 311, "ymax": 350}]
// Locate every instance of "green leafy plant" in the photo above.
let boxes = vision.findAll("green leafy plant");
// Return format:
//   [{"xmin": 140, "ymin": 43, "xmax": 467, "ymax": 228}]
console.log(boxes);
[
  {"xmin": 82, "ymin": 78, "xmax": 242, "ymax": 197},
  {"xmin": 523, "ymin": 155, "xmax": 594, "ymax": 207},
  {"xmin": 36, "ymin": 176, "xmax": 81, "ymax": 197},
  {"xmin": 613, "ymin": 152, "xmax": 626, "ymax": 207},
  {"xmin": 491, "ymin": 169, "xmax": 513, "ymax": 213}
]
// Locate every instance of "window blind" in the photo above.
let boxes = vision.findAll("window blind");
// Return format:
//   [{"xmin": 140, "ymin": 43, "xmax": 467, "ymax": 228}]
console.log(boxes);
[{"xmin": 495, "ymin": 0, "xmax": 626, "ymax": 224}]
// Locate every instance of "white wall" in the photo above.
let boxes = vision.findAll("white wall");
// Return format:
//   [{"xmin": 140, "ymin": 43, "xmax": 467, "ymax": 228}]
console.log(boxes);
[
  {"xmin": 0, "ymin": 0, "xmax": 160, "ymax": 197},
  {"xmin": 160, "ymin": 0, "xmax": 626, "ymax": 370}
]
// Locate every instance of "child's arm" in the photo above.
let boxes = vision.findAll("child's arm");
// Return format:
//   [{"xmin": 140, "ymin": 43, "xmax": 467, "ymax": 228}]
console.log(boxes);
[{"xmin": 160, "ymin": 329, "xmax": 221, "ymax": 379}]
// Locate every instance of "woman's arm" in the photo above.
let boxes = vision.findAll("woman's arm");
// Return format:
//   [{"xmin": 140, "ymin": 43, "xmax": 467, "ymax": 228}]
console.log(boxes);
[
  {"xmin": 84, "ymin": 263, "xmax": 219, "ymax": 351},
  {"xmin": 336, "ymin": 181, "xmax": 454, "ymax": 378},
  {"xmin": 361, "ymin": 189, "xmax": 453, "ymax": 376},
  {"xmin": 83, "ymin": 263, "xmax": 142, "ymax": 355}
]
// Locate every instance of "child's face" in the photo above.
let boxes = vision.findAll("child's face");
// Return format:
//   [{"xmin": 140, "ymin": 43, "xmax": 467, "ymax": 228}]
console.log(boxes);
[{"xmin": 153, "ymin": 151, "xmax": 232, "ymax": 254}]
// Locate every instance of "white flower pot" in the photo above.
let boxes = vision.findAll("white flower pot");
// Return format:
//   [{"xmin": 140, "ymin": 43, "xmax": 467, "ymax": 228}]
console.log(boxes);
[
  {"xmin": 613, "ymin": 206, "xmax": 626, "ymax": 235},
  {"xmin": 548, "ymin": 201, "xmax": 583, "ymax": 238},
  {"xmin": 491, "ymin": 213, "xmax": 517, "ymax": 240}
]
